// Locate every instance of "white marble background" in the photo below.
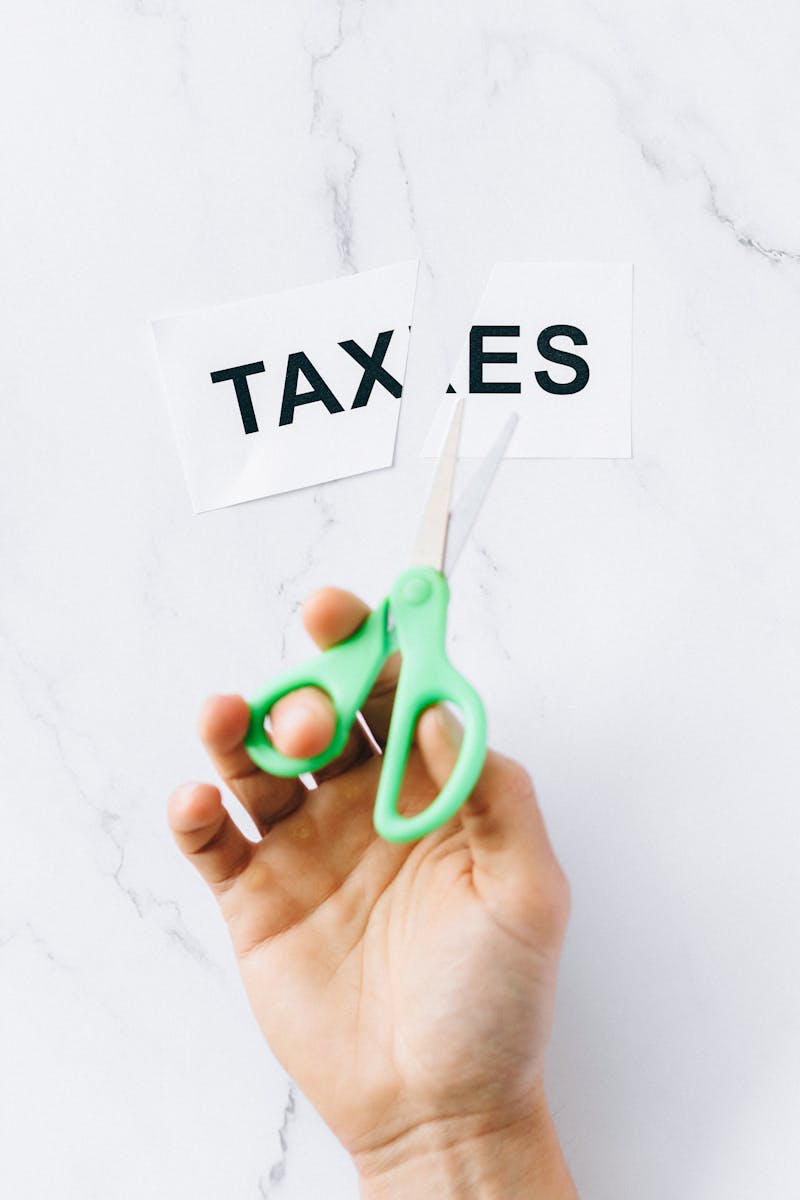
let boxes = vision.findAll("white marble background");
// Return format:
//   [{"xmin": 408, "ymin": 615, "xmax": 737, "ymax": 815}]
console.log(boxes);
[{"xmin": 2, "ymin": 2, "xmax": 799, "ymax": 1197}]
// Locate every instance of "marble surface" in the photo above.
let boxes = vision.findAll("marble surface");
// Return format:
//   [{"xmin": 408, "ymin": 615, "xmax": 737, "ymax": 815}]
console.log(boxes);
[{"xmin": 2, "ymin": 2, "xmax": 799, "ymax": 1196}]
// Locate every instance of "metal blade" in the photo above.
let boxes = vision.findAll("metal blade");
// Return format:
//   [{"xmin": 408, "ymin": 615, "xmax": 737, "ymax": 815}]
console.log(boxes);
[
  {"xmin": 410, "ymin": 394, "xmax": 465, "ymax": 571},
  {"xmin": 443, "ymin": 411, "xmax": 518, "ymax": 577}
]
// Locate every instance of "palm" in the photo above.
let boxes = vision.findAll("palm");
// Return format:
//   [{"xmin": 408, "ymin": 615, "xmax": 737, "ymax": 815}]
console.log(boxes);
[
  {"xmin": 169, "ymin": 589, "xmax": 568, "ymax": 1166},
  {"xmin": 220, "ymin": 750, "xmax": 555, "ymax": 1157}
]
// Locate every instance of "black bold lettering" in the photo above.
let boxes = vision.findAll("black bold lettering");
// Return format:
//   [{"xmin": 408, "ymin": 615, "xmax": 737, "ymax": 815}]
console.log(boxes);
[
  {"xmin": 535, "ymin": 325, "xmax": 590, "ymax": 395},
  {"xmin": 469, "ymin": 326, "xmax": 521, "ymax": 393},
  {"xmin": 209, "ymin": 361, "xmax": 265, "ymax": 435},
  {"xmin": 339, "ymin": 330, "xmax": 402, "ymax": 409},
  {"xmin": 280, "ymin": 352, "xmax": 345, "ymax": 427}
]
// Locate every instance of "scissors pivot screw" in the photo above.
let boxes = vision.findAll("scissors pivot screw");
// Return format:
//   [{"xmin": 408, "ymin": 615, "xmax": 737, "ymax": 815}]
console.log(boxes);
[{"xmin": 401, "ymin": 576, "xmax": 433, "ymax": 606}]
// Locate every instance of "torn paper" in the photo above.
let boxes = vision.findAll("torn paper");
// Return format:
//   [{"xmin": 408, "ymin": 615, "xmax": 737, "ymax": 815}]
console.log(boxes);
[
  {"xmin": 153, "ymin": 260, "xmax": 419, "ymax": 511},
  {"xmin": 422, "ymin": 262, "xmax": 632, "ymax": 458}
]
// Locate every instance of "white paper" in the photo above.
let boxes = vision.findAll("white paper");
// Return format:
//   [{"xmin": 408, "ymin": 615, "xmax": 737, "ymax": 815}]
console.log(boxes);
[
  {"xmin": 153, "ymin": 261, "xmax": 419, "ymax": 511},
  {"xmin": 422, "ymin": 262, "xmax": 632, "ymax": 458}
]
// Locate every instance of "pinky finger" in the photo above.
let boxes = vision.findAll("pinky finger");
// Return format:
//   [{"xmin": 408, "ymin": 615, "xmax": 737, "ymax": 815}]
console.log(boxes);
[{"xmin": 168, "ymin": 782, "xmax": 253, "ymax": 892}]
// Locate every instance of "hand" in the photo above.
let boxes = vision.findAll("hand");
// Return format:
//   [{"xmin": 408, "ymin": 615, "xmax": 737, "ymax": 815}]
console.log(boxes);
[{"xmin": 168, "ymin": 588, "xmax": 575, "ymax": 1198}]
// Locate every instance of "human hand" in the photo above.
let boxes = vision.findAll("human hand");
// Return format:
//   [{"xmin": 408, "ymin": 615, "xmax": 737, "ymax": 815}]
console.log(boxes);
[{"xmin": 168, "ymin": 588, "xmax": 576, "ymax": 1198}]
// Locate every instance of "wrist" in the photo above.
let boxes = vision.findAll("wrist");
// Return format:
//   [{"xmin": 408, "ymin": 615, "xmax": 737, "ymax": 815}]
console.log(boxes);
[{"xmin": 355, "ymin": 1090, "xmax": 577, "ymax": 1200}]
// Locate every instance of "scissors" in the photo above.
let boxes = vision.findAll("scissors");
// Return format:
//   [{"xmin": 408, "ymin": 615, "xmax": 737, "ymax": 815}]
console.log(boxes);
[{"xmin": 244, "ymin": 397, "xmax": 517, "ymax": 843}]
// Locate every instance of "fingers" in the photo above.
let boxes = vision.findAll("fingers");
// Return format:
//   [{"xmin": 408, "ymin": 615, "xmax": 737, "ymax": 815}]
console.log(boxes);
[
  {"xmin": 301, "ymin": 586, "xmax": 371, "ymax": 648},
  {"xmin": 199, "ymin": 695, "xmax": 304, "ymax": 833},
  {"xmin": 199, "ymin": 589, "xmax": 393, "ymax": 836},
  {"xmin": 266, "ymin": 586, "xmax": 387, "ymax": 782},
  {"xmin": 302, "ymin": 587, "xmax": 400, "ymax": 745},
  {"xmin": 168, "ymin": 782, "xmax": 253, "ymax": 891},
  {"xmin": 416, "ymin": 707, "xmax": 569, "ymax": 918},
  {"xmin": 270, "ymin": 686, "xmax": 336, "ymax": 759},
  {"xmin": 269, "ymin": 682, "xmax": 371, "ymax": 783}
]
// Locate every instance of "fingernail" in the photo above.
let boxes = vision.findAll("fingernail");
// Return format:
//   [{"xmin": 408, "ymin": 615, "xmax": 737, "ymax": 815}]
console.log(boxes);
[
  {"xmin": 273, "ymin": 698, "xmax": 329, "ymax": 756},
  {"xmin": 276, "ymin": 701, "xmax": 315, "ymax": 737},
  {"xmin": 170, "ymin": 782, "xmax": 212, "ymax": 828}
]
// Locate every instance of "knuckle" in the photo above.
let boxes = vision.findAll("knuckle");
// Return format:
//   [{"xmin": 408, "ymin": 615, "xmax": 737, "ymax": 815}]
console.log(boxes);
[
  {"xmin": 311, "ymin": 727, "xmax": 371, "ymax": 784},
  {"xmin": 497, "ymin": 755, "xmax": 535, "ymax": 800}
]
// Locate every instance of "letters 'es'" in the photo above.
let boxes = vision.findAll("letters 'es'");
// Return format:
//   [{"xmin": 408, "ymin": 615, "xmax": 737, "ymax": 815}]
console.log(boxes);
[
  {"xmin": 210, "ymin": 329, "xmax": 403, "ymax": 434},
  {"xmin": 448, "ymin": 325, "xmax": 590, "ymax": 397}
]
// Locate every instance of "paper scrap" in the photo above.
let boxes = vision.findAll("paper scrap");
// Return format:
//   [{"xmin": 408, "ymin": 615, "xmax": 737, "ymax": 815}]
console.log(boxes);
[
  {"xmin": 153, "ymin": 261, "xmax": 419, "ymax": 511},
  {"xmin": 422, "ymin": 262, "xmax": 632, "ymax": 458}
]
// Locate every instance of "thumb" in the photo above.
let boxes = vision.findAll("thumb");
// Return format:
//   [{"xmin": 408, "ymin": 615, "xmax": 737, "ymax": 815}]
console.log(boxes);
[
  {"xmin": 415, "ymin": 703, "xmax": 464, "ymax": 790},
  {"xmin": 416, "ymin": 705, "xmax": 565, "ymax": 888}
]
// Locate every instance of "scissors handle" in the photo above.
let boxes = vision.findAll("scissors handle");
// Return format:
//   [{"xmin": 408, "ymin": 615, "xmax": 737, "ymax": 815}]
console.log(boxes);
[
  {"xmin": 374, "ymin": 566, "xmax": 487, "ymax": 843},
  {"xmin": 244, "ymin": 601, "xmax": 391, "ymax": 777}
]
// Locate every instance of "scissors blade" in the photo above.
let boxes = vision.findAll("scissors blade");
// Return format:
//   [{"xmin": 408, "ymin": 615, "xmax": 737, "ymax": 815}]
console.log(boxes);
[
  {"xmin": 443, "ymin": 411, "xmax": 518, "ymax": 577},
  {"xmin": 410, "ymin": 394, "xmax": 465, "ymax": 572}
]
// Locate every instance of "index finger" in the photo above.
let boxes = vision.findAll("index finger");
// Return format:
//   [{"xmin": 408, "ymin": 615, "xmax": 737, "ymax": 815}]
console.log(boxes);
[
  {"xmin": 301, "ymin": 587, "xmax": 399, "ymax": 745},
  {"xmin": 198, "ymin": 694, "xmax": 305, "ymax": 834}
]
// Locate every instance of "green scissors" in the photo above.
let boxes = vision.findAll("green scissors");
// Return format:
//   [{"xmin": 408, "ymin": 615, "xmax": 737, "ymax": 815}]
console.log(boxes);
[{"xmin": 244, "ymin": 398, "xmax": 517, "ymax": 843}]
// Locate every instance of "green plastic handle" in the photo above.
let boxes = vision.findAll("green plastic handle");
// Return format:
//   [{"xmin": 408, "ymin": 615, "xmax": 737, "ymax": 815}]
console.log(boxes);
[
  {"xmin": 244, "ymin": 600, "xmax": 392, "ymax": 776},
  {"xmin": 374, "ymin": 566, "xmax": 487, "ymax": 843}
]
